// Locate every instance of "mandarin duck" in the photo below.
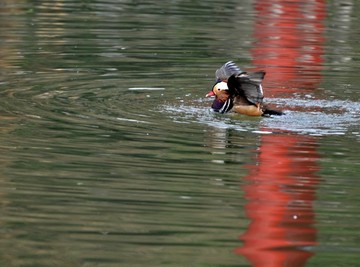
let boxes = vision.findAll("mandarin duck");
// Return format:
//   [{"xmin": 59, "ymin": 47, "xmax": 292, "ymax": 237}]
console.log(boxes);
[{"xmin": 206, "ymin": 61, "xmax": 283, "ymax": 116}]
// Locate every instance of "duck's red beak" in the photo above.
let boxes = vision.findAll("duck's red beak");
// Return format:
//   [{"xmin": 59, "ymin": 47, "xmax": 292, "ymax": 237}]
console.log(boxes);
[{"xmin": 205, "ymin": 90, "xmax": 215, "ymax": 97}]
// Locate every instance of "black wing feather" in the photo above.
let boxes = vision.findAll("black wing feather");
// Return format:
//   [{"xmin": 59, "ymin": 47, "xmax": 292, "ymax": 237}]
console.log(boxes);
[
  {"xmin": 227, "ymin": 72, "xmax": 265, "ymax": 104},
  {"xmin": 215, "ymin": 61, "xmax": 242, "ymax": 81}
]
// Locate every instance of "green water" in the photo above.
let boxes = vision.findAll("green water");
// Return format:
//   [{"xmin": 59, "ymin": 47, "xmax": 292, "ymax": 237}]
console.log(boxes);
[{"xmin": 0, "ymin": 1, "xmax": 360, "ymax": 266}]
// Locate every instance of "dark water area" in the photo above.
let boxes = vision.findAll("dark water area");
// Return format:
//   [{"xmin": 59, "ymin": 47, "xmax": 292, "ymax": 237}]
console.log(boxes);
[{"xmin": 0, "ymin": 1, "xmax": 360, "ymax": 266}]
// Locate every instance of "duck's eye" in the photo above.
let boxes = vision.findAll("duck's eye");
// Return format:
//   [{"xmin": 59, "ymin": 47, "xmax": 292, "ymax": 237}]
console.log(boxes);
[{"xmin": 217, "ymin": 88, "xmax": 220, "ymax": 91}]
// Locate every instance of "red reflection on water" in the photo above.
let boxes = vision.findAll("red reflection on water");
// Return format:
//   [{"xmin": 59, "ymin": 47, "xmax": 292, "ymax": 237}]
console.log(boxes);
[
  {"xmin": 251, "ymin": 0, "xmax": 325, "ymax": 96},
  {"xmin": 235, "ymin": 135, "xmax": 320, "ymax": 267},
  {"xmin": 235, "ymin": 1, "xmax": 326, "ymax": 266}
]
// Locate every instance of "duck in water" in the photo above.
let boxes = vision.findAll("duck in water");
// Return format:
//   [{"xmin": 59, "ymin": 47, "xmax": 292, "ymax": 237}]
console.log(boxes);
[{"xmin": 206, "ymin": 61, "xmax": 283, "ymax": 116}]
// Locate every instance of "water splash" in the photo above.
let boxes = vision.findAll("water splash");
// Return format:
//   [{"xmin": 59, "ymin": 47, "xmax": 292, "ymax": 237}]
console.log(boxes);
[{"xmin": 162, "ymin": 97, "xmax": 360, "ymax": 136}]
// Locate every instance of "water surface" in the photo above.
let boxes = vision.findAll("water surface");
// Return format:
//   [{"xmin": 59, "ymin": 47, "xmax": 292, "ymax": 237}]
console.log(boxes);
[{"xmin": 0, "ymin": 1, "xmax": 360, "ymax": 266}]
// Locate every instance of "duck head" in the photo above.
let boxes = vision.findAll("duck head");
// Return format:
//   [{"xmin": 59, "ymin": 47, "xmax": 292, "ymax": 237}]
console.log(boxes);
[{"xmin": 206, "ymin": 81, "xmax": 233, "ymax": 113}]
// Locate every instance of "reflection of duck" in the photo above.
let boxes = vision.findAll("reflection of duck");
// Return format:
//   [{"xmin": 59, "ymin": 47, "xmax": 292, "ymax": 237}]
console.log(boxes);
[{"xmin": 206, "ymin": 61, "xmax": 284, "ymax": 116}]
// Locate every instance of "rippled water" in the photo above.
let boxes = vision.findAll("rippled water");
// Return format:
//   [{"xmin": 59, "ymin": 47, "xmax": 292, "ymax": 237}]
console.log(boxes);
[{"xmin": 1, "ymin": 1, "xmax": 360, "ymax": 266}]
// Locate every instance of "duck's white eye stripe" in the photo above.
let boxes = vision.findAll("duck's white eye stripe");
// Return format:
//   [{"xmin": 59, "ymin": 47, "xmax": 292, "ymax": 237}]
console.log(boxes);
[{"xmin": 217, "ymin": 82, "xmax": 228, "ymax": 90}]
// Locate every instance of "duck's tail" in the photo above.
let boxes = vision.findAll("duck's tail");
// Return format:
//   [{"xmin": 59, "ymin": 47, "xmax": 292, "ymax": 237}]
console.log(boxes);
[{"xmin": 262, "ymin": 108, "xmax": 284, "ymax": 116}]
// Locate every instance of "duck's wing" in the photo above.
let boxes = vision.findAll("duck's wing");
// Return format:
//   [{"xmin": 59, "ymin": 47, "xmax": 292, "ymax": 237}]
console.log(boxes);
[
  {"xmin": 227, "ymin": 71, "xmax": 265, "ymax": 104},
  {"xmin": 215, "ymin": 61, "xmax": 242, "ymax": 81}
]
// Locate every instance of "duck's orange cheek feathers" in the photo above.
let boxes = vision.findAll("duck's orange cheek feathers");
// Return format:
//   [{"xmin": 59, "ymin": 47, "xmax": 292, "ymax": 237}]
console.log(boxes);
[{"xmin": 217, "ymin": 91, "xmax": 230, "ymax": 102}]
